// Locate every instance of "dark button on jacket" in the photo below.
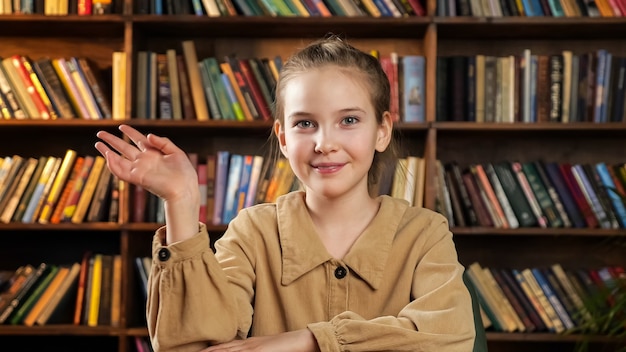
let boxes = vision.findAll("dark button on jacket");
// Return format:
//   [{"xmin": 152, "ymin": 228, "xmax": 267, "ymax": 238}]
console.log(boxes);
[
  {"xmin": 158, "ymin": 248, "xmax": 171, "ymax": 261},
  {"xmin": 334, "ymin": 266, "xmax": 347, "ymax": 279}
]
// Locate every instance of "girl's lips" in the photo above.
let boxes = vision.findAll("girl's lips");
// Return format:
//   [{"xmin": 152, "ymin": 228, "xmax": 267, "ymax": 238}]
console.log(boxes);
[{"xmin": 312, "ymin": 163, "xmax": 345, "ymax": 174}]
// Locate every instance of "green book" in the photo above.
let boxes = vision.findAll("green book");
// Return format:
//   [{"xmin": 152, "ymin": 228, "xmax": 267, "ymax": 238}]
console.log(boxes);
[
  {"xmin": 202, "ymin": 58, "xmax": 235, "ymax": 120},
  {"xmin": 10, "ymin": 265, "xmax": 59, "ymax": 325}
]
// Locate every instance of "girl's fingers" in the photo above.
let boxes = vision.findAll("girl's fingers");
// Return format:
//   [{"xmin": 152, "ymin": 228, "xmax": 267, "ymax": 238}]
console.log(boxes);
[
  {"xmin": 96, "ymin": 129, "xmax": 141, "ymax": 161},
  {"xmin": 119, "ymin": 124, "xmax": 154, "ymax": 152}
]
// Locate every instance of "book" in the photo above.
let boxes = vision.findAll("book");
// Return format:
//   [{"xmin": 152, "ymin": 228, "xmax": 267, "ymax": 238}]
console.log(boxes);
[
  {"xmin": 38, "ymin": 149, "xmax": 78, "ymax": 223},
  {"xmin": 23, "ymin": 265, "xmax": 70, "ymax": 326},
  {"xmin": 86, "ymin": 167, "xmax": 112, "ymax": 222},
  {"xmin": 401, "ymin": 55, "xmax": 425, "ymax": 122},
  {"xmin": 10, "ymin": 265, "xmax": 59, "ymax": 325},
  {"xmin": 0, "ymin": 265, "xmax": 35, "ymax": 322},
  {"xmin": 21, "ymin": 157, "xmax": 61, "ymax": 223},
  {"xmin": 531, "ymin": 267, "xmax": 575, "ymax": 331},
  {"xmin": 511, "ymin": 161, "xmax": 548, "ymax": 228},
  {"xmin": 520, "ymin": 161, "xmax": 562, "ymax": 227},
  {"xmin": 10, "ymin": 156, "xmax": 49, "ymax": 222},
  {"xmin": 67, "ymin": 57, "xmax": 102, "ymax": 119},
  {"xmin": 71, "ymin": 155, "xmax": 106, "ymax": 223},
  {"xmin": 52, "ymin": 57, "xmax": 90, "ymax": 118},
  {"xmin": 222, "ymin": 153, "xmax": 244, "ymax": 224},
  {"xmin": 87, "ymin": 253, "xmax": 103, "ymax": 326},
  {"xmin": 522, "ymin": 267, "xmax": 564, "ymax": 333},
  {"xmin": 181, "ymin": 40, "xmax": 210, "ymax": 121},
  {"xmin": 49, "ymin": 155, "xmax": 88, "ymax": 224},
  {"xmin": 0, "ymin": 263, "xmax": 47, "ymax": 324},
  {"xmin": 493, "ymin": 161, "xmax": 537, "ymax": 227},
  {"xmin": 212, "ymin": 150, "xmax": 230, "ymax": 225},
  {"xmin": 0, "ymin": 157, "xmax": 38, "ymax": 223},
  {"xmin": 73, "ymin": 251, "xmax": 92, "ymax": 325},
  {"xmin": 77, "ymin": 57, "xmax": 113, "ymax": 119},
  {"xmin": 109, "ymin": 255, "xmax": 122, "ymax": 327},
  {"xmin": 511, "ymin": 268, "xmax": 555, "ymax": 332}
]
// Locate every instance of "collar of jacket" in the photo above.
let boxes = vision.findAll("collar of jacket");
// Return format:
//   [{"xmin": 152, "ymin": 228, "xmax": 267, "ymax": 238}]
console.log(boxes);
[{"xmin": 276, "ymin": 191, "xmax": 407, "ymax": 290}]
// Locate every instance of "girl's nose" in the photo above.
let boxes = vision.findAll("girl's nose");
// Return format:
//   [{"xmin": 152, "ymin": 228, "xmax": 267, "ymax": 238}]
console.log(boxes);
[{"xmin": 314, "ymin": 131, "xmax": 339, "ymax": 154}]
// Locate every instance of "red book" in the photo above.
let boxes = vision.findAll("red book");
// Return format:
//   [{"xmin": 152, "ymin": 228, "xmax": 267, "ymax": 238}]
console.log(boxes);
[
  {"xmin": 73, "ymin": 251, "xmax": 91, "ymax": 325},
  {"xmin": 78, "ymin": 0, "xmax": 93, "ymax": 15},
  {"xmin": 238, "ymin": 59, "xmax": 272, "ymax": 121},
  {"xmin": 9, "ymin": 55, "xmax": 51, "ymax": 119},
  {"xmin": 559, "ymin": 163, "xmax": 599, "ymax": 228}
]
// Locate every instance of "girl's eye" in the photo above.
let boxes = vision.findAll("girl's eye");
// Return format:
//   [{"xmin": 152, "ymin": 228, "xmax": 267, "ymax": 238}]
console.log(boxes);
[
  {"xmin": 295, "ymin": 120, "xmax": 314, "ymax": 128},
  {"xmin": 342, "ymin": 116, "xmax": 358, "ymax": 125}
]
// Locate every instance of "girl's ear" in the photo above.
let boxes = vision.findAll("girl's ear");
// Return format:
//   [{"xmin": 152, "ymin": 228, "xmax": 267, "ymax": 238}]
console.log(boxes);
[
  {"xmin": 375, "ymin": 111, "xmax": 393, "ymax": 152},
  {"xmin": 274, "ymin": 120, "xmax": 288, "ymax": 157}
]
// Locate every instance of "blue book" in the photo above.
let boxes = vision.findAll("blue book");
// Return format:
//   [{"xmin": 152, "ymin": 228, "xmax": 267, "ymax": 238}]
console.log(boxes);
[
  {"xmin": 571, "ymin": 164, "xmax": 611, "ymax": 229},
  {"xmin": 212, "ymin": 151, "xmax": 230, "ymax": 225},
  {"xmin": 593, "ymin": 49, "xmax": 608, "ymax": 123},
  {"xmin": 531, "ymin": 268, "xmax": 575, "ymax": 331},
  {"xmin": 371, "ymin": 0, "xmax": 393, "ymax": 16},
  {"xmin": 222, "ymin": 154, "xmax": 244, "ymax": 224},
  {"xmin": 401, "ymin": 55, "xmax": 425, "ymax": 122},
  {"xmin": 191, "ymin": 0, "xmax": 204, "ymax": 14},
  {"xmin": 595, "ymin": 162, "xmax": 626, "ymax": 228},
  {"xmin": 220, "ymin": 73, "xmax": 245, "ymax": 121},
  {"xmin": 235, "ymin": 155, "xmax": 254, "ymax": 213}
]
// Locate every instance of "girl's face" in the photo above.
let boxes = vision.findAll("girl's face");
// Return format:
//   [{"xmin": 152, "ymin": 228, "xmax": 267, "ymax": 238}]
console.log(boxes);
[{"xmin": 275, "ymin": 65, "xmax": 392, "ymax": 200}]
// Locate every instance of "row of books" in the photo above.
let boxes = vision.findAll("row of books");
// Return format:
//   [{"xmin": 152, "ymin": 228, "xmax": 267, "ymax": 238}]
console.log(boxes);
[
  {"xmin": 0, "ymin": 252, "xmax": 122, "ymax": 326},
  {"xmin": 466, "ymin": 262, "xmax": 625, "ymax": 334},
  {"xmin": 0, "ymin": 0, "xmax": 118, "ymax": 15},
  {"xmin": 137, "ymin": 0, "xmax": 426, "ymax": 17},
  {"xmin": 133, "ymin": 152, "xmax": 297, "ymax": 225},
  {"xmin": 0, "ymin": 151, "xmax": 120, "ymax": 224},
  {"xmin": 435, "ymin": 160, "xmax": 626, "ymax": 229},
  {"xmin": 439, "ymin": 0, "xmax": 626, "ymax": 17},
  {"xmin": 136, "ymin": 45, "xmax": 279, "ymax": 121},
  {"xmin": 0, "ymin": 55, "xmax": 113, "ymax": 120},
  {"xmin": 436, "ymin": 50, "xmax": 626, "ymax": 124},
  {"xmin": 139, "ymin": 40, "xmax": 426, "ymax": 123}
]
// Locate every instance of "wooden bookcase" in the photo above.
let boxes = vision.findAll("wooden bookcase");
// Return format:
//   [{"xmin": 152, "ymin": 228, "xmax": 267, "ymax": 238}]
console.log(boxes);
[{"xmin": 1, "ymin": 2, "xmax": 625, "ymax": 351}]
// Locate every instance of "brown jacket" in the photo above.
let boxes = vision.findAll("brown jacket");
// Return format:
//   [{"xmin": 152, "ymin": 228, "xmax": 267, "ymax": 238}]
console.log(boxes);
[{"xmin": 147, "ymin": 191, "xmax": 475, "ymax": 352}]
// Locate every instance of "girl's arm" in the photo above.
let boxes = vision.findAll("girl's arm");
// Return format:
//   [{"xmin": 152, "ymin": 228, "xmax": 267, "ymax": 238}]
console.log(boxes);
[{"xmin": 95, "ymin": 124, "xmax": 200, "ymax": 244}]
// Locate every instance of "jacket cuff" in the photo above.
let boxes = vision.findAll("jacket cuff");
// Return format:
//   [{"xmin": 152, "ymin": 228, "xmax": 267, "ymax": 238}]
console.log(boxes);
[
  {"xmin": 307, "ymin": 321, "xmax": 341, "ymax": 352},
  {"xmin": 152, "ymin": 223, "xmax": 209, "ymax": 263}
]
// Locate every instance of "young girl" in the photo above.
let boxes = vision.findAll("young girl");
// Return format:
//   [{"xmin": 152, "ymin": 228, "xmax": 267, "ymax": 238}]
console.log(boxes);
[{"xmin": 95, "ymin": 37, "xmax": 475, "ymax": 352}]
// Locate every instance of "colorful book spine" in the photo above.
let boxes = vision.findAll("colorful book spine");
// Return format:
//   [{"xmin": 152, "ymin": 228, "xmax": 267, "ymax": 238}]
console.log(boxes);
[{"xmin": 401, "ymin": 55, "xmax": 425, "ymax": 122}]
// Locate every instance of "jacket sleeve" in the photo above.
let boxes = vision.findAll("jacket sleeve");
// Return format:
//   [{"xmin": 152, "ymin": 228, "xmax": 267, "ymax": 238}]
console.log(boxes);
[
  {"xmin": 307, "ymin": 218, "xmax": 476, "ymax": 352},
  {"xmin": 147, "ymin": 221, "xmax": 255, "ymax": 352}
]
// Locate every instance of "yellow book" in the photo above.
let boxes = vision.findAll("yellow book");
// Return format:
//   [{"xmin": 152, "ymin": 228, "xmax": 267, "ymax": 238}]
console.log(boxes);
[
  {"xmin": 38, "ymin": 149, "xmax": 78, "ymax": 224},
  {"xmin": 52, "ymin": 58, "xmax": 88, "ymax": 118},
  {"xmin": 87, "ymin": 253, "xmax": 103, "ymax": 327},
  {"xmin": 112, "ymin": 51, "xmax": 127, "ymax": 120},
  {"xmin": 23, "ymin": 266, "xmax": 69, "ymax": 327},
  {"xmin": 71, "ymin": 155, "xmax": 105, "ymax": 224},
  {"xmin": 361, "ymin": 0, "xmax": 382, "ymax": 17},
  {"xmin": 289, "ymin": 0, "xmax": 311, "ymax": 15}
]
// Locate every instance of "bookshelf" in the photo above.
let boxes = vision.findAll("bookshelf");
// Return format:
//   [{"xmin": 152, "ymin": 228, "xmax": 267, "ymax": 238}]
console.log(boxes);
[{"xmin": 1, "ymin": 2, "xmax": 625, "ymax": 352}]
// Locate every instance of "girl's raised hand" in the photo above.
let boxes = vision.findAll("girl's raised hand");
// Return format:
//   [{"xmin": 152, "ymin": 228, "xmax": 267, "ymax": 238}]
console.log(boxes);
[{"xmin": 95, "ymin": 124, "xmax": 198, "ymax": 204}]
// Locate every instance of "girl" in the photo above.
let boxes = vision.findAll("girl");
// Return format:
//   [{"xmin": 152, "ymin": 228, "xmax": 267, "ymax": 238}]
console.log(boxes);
[{"xmin": 95, "ymin": 36, "xmax": 475, "ymax": 352}]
